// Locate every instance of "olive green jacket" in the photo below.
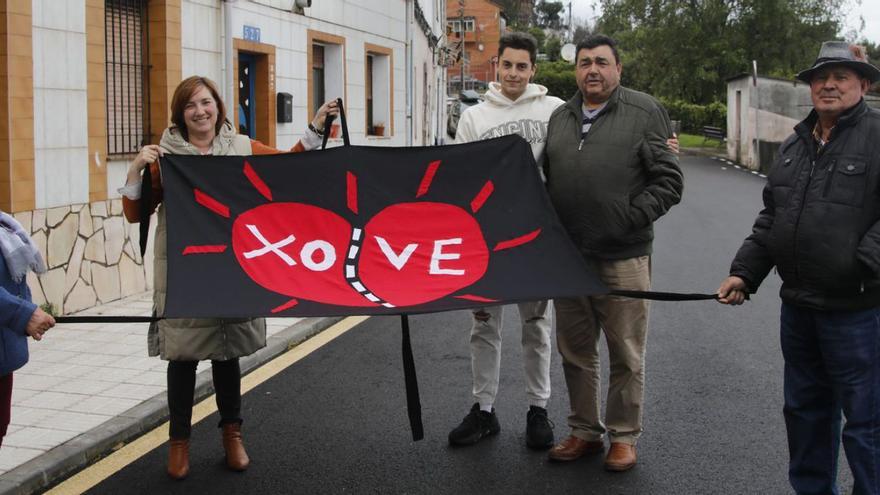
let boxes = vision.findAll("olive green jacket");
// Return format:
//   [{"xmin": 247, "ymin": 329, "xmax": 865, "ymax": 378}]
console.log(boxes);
[
  {"xmin": 544, "ymin": 86, "xmax": 683, "ymax": 260},
  {"xmin": 148, "ymin": 122, "xmax": 266, "ymax": 361}
]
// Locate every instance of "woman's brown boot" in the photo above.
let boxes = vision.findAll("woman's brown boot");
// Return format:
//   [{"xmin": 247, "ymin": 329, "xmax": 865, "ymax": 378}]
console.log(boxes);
[
  {"xmin": 222, "ymin": 423, "xmax": 250, "ymax": 471},
  {"xmin": 167, "ymin": 439, "xmax": 190, "ymax": 479}
]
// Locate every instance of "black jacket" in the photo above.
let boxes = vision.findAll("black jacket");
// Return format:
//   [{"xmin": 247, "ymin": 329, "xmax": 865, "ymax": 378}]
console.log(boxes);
[
  {"xmin": 730, "ymin": 99, "xmax": 880, "ymax": 310},
  {"xmin": 544, "ymin": 87, "xmax": 682, "ymax": 260}
]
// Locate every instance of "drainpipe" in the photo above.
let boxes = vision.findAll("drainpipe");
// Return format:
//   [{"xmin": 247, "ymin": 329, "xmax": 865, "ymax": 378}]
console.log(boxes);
[
  {"xmin": 222, "ymin": 0, "xmax": 237, "ymax": 107},
  {"xmin": 405, "ymin": 0, "xmax": 414, "ymax": 146}
]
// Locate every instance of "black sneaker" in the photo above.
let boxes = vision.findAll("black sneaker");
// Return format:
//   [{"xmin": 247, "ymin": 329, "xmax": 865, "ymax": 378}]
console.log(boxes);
[
  {"xmin": 526, "ymin": 405, "xmax": 554, "ymax": 449},
  {"xmin": 448, "ymin": 403, "xmax": 501, "ymax": 446}
]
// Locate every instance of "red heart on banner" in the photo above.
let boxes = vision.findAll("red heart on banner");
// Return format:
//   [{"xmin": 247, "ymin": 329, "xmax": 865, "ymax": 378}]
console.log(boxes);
[{"xmin": 230, "ymin": 202, "xmax": 489, "ymax": 308}]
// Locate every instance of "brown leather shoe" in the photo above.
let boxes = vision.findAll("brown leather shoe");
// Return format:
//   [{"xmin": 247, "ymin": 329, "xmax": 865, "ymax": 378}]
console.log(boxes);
[
  {"xmin": 222, "ymin": 423, "xmax": 250, "ymax": 471},
  {"xmin": 167, "ymin": 439, "xmax": 190, "ymax": 480},
  {"xmin": 604, "ymin": 442, "xmax": 637, "ymax": 471},
  {"xmin": 548, "ymin": 435, "xmax": 604, "ymax": 462}
]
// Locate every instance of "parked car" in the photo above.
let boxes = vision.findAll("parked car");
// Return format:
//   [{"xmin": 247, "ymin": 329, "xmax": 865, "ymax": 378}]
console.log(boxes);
[{"xmin": 447, "ymin": 90, "xmax": 482, "ymax": 139}]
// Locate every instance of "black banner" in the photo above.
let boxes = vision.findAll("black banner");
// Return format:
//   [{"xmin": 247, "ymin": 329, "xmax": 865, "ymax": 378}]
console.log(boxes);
[{"xmin": 161, "ymin": 135, "xmax": 607, "ymax": 318}]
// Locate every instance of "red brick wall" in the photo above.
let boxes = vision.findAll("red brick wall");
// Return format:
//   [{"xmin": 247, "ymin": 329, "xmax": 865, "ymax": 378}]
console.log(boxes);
[{"xmin": 447, "ymin": 0, "xmax": 505, "ymax": 85}]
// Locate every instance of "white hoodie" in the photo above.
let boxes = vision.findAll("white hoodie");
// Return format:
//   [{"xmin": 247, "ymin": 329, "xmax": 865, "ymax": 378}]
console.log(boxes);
[{"xmin": 454, "ymin": 82, "xmax": 565, "ymax": 164}]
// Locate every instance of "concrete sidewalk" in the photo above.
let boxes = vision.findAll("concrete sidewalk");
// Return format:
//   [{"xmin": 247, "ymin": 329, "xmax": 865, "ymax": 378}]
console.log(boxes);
[{"xmin": 0, "ymin": 292, "xmax": 339, "ymax": 495}]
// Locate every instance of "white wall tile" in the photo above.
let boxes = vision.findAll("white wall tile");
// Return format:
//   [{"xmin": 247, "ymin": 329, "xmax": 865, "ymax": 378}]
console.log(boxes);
[
  {"xmin": 66, "ymin": 33, "xmax": 87, "ymax": 90},
  {"xmin": 42, "ymin": 90, "xmax": 70, "ymax": 148},
  {"xmin": 39, "ymin": 29, "xmax": 67, "ymax": 89},
  {"xmin": 181, "ymin": 49, "xmax": 195, "ymax": 77},
  {"xmin": 31, "ymin": 27, "xmax": 44, "ymax": 87},
  {"xmin": 181, "ymin": 0, "xmax": 195, "ymax": 47},
  {"xmin": 31, "ymin": 0, "xmax": 43, "ymax": 28},
  {"xmin": 68, "ymin": 148, "xmax": 89, "ymax": 205},
  {"xmin": 34, "ymin": 149, "xmax": 47, "ymax": 208},
  {"xmin": 39, "ymin": 149, "xmax": 71, "ymax": 208},
  {"xmin": 37, "ymin": 0, "xmax": 67, "ymax": 31},
  {"xmin": 67, "ymin": 91, "xmax": 87, "ymax": 148},
  {"xmin": 66, "ymin": 0, "xmax": 85, "ymax": 33},
  {"xmin": 32, "ymin": 91, "xmax": 45, "ymax": 149},
  {"xmin": 192, "ymin": 4, "xmax": 220, "ymax": 52},
  {"xmin": 291, "ymin": 50, "xmax": 307, "ymax": 74}
]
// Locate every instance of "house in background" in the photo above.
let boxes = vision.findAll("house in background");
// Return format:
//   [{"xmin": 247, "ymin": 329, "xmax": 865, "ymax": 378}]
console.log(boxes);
[
  {"xmin": 445, "ymin": 0, "xmax": 506, "ymax": 93},
  {"xmin": 0, "ymin": 0, "xmax": 447, "ymax": 315}
]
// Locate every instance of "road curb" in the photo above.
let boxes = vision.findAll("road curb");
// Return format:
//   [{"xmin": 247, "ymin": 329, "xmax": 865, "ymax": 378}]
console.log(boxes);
[{"xmin": 0, "ymin": 316, "xmax": 344, "ymax": 495}]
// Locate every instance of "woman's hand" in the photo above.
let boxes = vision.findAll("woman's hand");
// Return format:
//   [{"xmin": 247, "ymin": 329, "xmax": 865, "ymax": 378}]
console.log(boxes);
[
  {"xmin": 126, "ymin": 145, "xmax": 164, "ymax": 185},
  {"xmin": 26, "ymin": 307, "xmax": 55, "ymax": 341},
  {"xmin": 311, "ymin": 100, "xmax": 340, "ymax": 132}
]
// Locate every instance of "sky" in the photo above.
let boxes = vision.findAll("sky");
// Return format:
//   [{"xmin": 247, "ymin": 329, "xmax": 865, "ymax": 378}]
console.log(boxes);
[{"xmin": 568, "ymin": 0, "xmax": 880, "ymax": 45}]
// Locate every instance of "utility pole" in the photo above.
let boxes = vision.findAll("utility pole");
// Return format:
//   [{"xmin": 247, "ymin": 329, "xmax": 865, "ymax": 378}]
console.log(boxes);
[
  {"xmin": 568, "ymin": 2, "xmax": 572, "ymax": 42},
  {"xmin": 753, "ymin": 60, "xmax": 760, "ymax": 171},
  {"xmin": 459, "ymin": 0, "xmax": 466, "ymax": 92}
]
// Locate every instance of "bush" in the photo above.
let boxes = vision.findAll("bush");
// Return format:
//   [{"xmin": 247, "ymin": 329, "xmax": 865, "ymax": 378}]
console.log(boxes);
[
  {"xmin": 533, "ymin": 60, "xmax": 577, "ymax": 100},
  {"xmin": 660, "ymin": 98, "xmax": 726, "ymax": 134}
]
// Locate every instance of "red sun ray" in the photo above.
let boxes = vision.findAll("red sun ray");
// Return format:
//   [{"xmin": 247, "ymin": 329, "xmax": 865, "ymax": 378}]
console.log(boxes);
[
  {"xmin": 183, "ymin": 244, "xmax": 228, "ymax": 255},
  {"xmin": 456, "ymin": 294, "xmax": 499, "ymax": 303},
  {"xmin": 470, "ymin": 180, "xmax": 494, "ymax": 213},
  {"xmin": 347, "ymin": 171, "xmax": 358, "ymax": 214},
  {"xmin": 243, "ymin": 161, "xmax": 272, "ymax": 201},
  {"xmin": 271, "ymin": 298, "xmax": 299, "ymax": 314},
  {"xmin": 416, "ymin": 160, "xmax": 441, "ymax": 198},
  {"xmin": 493, "ymin": 228, "xmax": 542, "ymax": 251},
  {"xmin": 194, "ymin": 189, "xmax": 230, "ymax": 218}
]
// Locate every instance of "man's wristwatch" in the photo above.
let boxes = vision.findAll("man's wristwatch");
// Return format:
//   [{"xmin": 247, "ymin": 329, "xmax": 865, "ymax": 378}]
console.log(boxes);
[{"xmin": 308, "ymin": 122, "xmax": 324, "ymax": 136}]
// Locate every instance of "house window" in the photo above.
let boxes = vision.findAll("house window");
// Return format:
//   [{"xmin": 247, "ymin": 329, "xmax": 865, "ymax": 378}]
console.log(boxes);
[
  {"xmin": 105, "ymin": 0, "xmax": 150, "ymax": 156},
  {"xmin": 366, "ymin": 55, "xmax": 373, "ymax": 132},
  {"xmin": 447, "ymin": 18, "xmax": 476, "ymax": 33},
  {"xmin": 312, "ymin": 45, "xmax": 325, "ymax": 117},
  {"xmin": 307, "ymin": 30, "xmax": 346, "ymax": 127},
  {"xmin": 365, "ymin": 44, "xmax": 392, "ymax": 137}
]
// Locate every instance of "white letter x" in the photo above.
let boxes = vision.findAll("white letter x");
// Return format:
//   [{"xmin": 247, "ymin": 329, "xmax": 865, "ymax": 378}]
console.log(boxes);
[{"xmin": 243, "ymin": 224, "xmax": 297, "ymax": 266}]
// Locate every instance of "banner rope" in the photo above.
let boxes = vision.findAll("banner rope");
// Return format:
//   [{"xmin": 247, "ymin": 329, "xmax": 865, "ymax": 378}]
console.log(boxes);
[
  {"xmin": 51, "ymin": 290, "xmax": 726, "ymax": 323},
  {"xmin": 54, "ymin": 316, "xmax": 161, "ymax": 323}
]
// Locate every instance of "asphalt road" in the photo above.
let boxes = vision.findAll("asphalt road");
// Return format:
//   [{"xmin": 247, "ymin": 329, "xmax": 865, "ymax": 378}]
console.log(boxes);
[{"xmin": 82, "ymin": 155, "xmax": 853, "ymax": 494}]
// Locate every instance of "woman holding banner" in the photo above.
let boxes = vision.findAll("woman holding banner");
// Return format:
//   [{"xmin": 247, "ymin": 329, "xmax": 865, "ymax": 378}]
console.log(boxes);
[{"xmin": 120, "ymin": 75, "xmax": 338, "ymax": 480}]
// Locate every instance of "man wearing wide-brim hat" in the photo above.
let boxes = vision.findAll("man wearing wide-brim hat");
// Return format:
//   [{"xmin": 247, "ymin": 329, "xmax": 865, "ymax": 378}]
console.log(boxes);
[{"xmin": 717, "ymin": 40, "xmax": 880, "ymax": 495}]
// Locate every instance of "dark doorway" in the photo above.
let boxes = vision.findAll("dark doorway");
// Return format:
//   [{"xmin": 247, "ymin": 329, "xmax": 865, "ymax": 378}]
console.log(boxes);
[{"xmin": 238, "ymin": 53, "xmax": 257, "ymax": 138}]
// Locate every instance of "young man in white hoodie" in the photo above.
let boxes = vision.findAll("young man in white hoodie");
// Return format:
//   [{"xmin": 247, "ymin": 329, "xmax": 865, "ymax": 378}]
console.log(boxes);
[{"xmin": 448, "ymin": 32, "xmax": 564, "ymax": 449}]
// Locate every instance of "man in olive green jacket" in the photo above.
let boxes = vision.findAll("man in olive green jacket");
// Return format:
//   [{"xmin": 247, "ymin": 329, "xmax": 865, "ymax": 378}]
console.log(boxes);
[{"xmin": 543, "ymin": 34, "xmax": 682, "ymax": 471}]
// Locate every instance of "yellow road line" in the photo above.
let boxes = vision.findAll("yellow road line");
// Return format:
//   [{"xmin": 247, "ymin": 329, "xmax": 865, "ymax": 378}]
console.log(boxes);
[{"xmin": 46, "ymin": 316, "xmax": 369, "ymax": 495}]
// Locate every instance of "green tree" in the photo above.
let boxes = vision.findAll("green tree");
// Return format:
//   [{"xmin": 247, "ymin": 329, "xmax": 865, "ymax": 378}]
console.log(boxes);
[
  {"xmin": 595, "ymin": 0, "xmax": 849, "ymax": 104},
  {"xmin": 495, "ymin": 0, "xmax": 529, "ymax": 28},
  {"xmin": 859, "ymin": 40, "xmax": 880, "ymax": 92},
  {"xmin": 529, "ymin": 26, "xmax": 547, "ymax": 53},
  {"xmin": 537, "ymin": 1, "xmax": 564, "ymax": 29},
  {"xmin": 545, "ymin": 36, "xmax": 563, "ymax": 61},
  {"xmin": 863, "ymin": 40, "xmax": 880, "ymax": 62},
  {"xmin": 572, "ymin": 22, "xmax": 594, "ymax": 44}
]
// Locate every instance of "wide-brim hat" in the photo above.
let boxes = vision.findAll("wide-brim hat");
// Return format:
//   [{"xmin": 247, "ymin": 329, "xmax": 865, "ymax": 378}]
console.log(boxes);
[{"xmin": 796, "ymin": 40, "xmax": 880, "ymax": 84}]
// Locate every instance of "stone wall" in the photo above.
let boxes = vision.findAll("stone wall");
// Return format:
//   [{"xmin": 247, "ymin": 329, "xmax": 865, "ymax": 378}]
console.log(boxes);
[{"xmin": 14, "ymin": 199, "xmax": 154, "ymax": 315}]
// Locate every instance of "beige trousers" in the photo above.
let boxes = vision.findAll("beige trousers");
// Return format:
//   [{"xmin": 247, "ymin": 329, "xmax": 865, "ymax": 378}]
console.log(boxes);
[
  {"xmin": 555, "ymin": 256, "xmax": 651, "ymax": 445},
  {"xmin": 470, "ymin": 300, "xmax": 553, "ymax": 409}
]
